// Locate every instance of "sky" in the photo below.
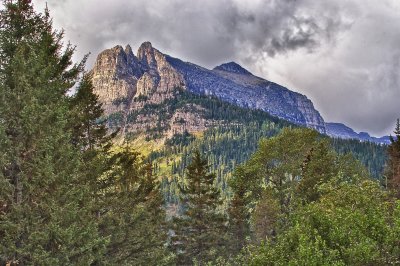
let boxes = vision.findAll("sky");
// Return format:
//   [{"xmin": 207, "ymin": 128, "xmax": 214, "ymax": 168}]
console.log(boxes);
[{"xmin": 33, "ymin": 0, "xmax": 400, "ymax": 136}]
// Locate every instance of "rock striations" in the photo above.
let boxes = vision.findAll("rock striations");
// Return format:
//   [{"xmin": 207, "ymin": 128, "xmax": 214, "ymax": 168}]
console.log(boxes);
[
  {"xmin": 165, "ymin": 57, "xmax": 326, "ymax": 133},
  {"xmin": 92, "ymin": 42, "xmax": 184, "ymax": 113},
  {"xmin": 92, "ymin": 42, "xmax": 186, "ymax": 135},
  {"xmin": 91, "ymin": 42, "xmax": 328, "ymax": 138}
]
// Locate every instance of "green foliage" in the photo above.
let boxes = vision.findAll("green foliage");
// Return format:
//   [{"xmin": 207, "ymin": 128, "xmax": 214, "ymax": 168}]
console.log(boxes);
[
  {"xmin": 247, "ymin": 180, "xmax": 399, "ymax": 265},
  {"xmin": 226, "ymin": 128, "xmax": 373, "ymax": 258},
  {"xmin": 331, "ymin": 137, "xmax": 387, "ymax": 178},
  {"xmin": 298, "ymin": 143, "xmax": 368, "ymax": 203},
  {"xmin": 70, "ymin": 72, "xmax": 108, "ymax": 151},
  {"xmin": 385, "ymin": 118, "xmax": 400, "ymax": 198},
  {"xmin": 248, "ymin": 128, "xmax": 322, "ymax": 204},
  {"xmin": 297, "ymin": 141, "xmax": 338, "ymax": 202},
  {"xmin": 172, "ymin": 151, "xmax": 228, "ymax": 265},
  {"xmin": 96, "ymin": 147, "xmax": 172, "ymax": 265},
  {"xmin": 0, "ymin": 1, "xmax": 104, "ymax": 264},
  {"xmin": 224, "ymin": 128, "xmax": 399, "ymax": 265}
]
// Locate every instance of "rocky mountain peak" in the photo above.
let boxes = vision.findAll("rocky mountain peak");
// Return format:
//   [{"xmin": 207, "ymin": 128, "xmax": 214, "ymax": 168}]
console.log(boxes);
[
  {"xmin": 125, "ymin": 44, "xmax": 133, "ymax": 56},
  {"xmin": 93, "ymin": 45, "xmax": 128, "ymax": 78},
  {"xmin": 213, "ymin": 62, "xmax": 252, "ymax": 75},
  {"xmin": 139, "ymin": 41, "xmax": 153, "ymax": 50},
  {"xmin": 112, "ymin": 45, "xmax": 125, "ymax": 53},
  {"xmin": 137, "ymin": 41, "xmax": 158, "ymax": 69},
  {"xmin": 90, "ymin": 42, "xmax": 390, "ymax": 144},
  {"xmin": 91, "ymin": 42, "xmax": 186, "ymax": 127}
]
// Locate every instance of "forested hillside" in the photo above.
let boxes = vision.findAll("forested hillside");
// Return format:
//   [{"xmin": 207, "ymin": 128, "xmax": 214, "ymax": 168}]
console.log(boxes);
[{"xmin": 127, "ymin": 90, "xmax": 388, "ymax": 208}]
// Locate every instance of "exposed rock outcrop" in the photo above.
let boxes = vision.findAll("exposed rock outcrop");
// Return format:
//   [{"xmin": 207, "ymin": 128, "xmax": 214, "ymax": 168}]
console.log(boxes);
[
  {"xmin": 91, "ymin": 42, "xmax": 186, "ymax": 135},
  {"xmin": 92, "ymin": 45, "xmax": 137, "ymax": 114}
]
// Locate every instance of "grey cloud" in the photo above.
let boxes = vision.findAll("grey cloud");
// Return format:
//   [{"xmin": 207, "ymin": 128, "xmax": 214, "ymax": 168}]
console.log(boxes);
[{"xmin": 34, "ymin": 0, "xmax": 348, "ymax": 67}]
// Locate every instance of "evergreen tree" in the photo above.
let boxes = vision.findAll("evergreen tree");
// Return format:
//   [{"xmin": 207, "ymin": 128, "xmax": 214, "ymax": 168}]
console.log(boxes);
[
  {"xmin": 67, "ymin": 53, "xmax": 171, "ymax": 265},
  {"xmin": 98, "ymin": 146, "xmax": 171, "ymax": 265},
  {"xmin": 227, "ymin": 166, "xmax": 250, "ymax": 254},
  {"xmin": 69, "ymin": 74, "xmax": 171, "ymax": 264},
  {"xmin": 386, "ymin": 119, "xmax": 400, "ymax": 198},
  {"xmin": 0, "ymin": 1, "xmax": 105, "ymax": 264},
  {"xmin": 69, "ymin": 72, "xmax": 108, "ymax": 151},
  {"xmin": 172, "ymin": 151, "xmax": 227, "ymax": 265}
]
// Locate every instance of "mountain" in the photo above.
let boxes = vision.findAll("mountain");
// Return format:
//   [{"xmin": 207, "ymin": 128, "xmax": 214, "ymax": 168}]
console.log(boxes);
[
  {"xmin": 91, "ymin": 41, "xmax": 391, "ymax": 145},
  {"xmin": 91, "ymin": 42, "xmax": 326, "ymax": 136},
  {"xmin": 90, "ymin": 41, "xmax": 387, "ymax": 186},
  {"xmin": 326, "ymin": 122, "xmax": 390, "ymax": 144}
]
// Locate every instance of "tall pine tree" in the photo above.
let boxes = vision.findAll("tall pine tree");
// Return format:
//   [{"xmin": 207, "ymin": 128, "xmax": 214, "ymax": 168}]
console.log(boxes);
[
  {"xmin": 0, "ymin": 1, "xmax": 105, "ymax": 264},
  {"xmin": 98, "ymin": 146, "xmax": 171, "ymax": 265},
  {"xmin": 68, "ymin": 52, "xmax": 171, "ymax": 266},
  {"xmin": 172, "ymin": 151, "xmax": 227, "ymax": 265},
  {"xmin": 227, "ymin": 166, "xmax": 250, "ymax": 254},
  {"xmin": 69, "ymin": 72, "xmax": 108, "ymax": 151},
  {"xmin": 386, "ymin": 119, "xmax": 400, "ymax": 198}
]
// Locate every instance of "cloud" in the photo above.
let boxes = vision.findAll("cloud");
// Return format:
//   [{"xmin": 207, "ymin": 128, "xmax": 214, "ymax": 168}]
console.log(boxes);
[
  {"xmin": 258, "ymin": 0, "xmax": 400, "ymax": 136},
  {"xmin": 33, "ymin": 0, "xmax": 349, "ymax": 66},
  {"xmin": 32, "ymin": 0, "xmax": 400, "ymax": 136}
]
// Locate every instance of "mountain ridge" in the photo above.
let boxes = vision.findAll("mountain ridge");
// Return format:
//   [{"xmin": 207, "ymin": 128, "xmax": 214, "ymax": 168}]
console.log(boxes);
[
  {"xmin": 91, "ymin": 41, "xmax": 387, "ymax": 144},
  {"xmin": 326, "ymin": 122, "xmax": 390, "ymax": 144},
  {"xmin": 164, "ymin": 52, "xmax": 326, "ymax": 133}
]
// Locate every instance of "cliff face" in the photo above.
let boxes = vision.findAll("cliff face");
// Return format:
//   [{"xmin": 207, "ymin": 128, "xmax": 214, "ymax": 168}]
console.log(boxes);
[
  {"xmin": 92, "ymin": 42, "xmax": 187, "ymax": 135},
  {"xmin": 92, "ymin": 45, "xmax": 137, "ymax": 114},
  {"xmin": 91, "ymin": 42, "xmax": 327, "ymax": 138},
  {"xmin": 92, "ymin": 42, "xmax": 185, "ymax": 110}
]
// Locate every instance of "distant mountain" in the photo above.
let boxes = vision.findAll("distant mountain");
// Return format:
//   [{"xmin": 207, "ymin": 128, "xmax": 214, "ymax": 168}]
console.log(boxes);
[
  {"xmin": 91, "ymin": 41, "xmax": 387, "ymax": 144},
  {"xmin": 91, "ymin": 42, "xmax": 326, "ymax": 136},
  {"xmin": 326, "ymin": 122, "xmax": 390, "ymax": 144}
]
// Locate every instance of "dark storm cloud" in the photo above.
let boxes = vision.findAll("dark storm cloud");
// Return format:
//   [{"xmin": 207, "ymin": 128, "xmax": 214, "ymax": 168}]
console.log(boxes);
[
  {"xmin": 33, "ymin": 0, "xmax": 400, "ymax": 136},
  {"xmin": 33, "ymin": 0, "xmax": 348, "ymax": 66}
]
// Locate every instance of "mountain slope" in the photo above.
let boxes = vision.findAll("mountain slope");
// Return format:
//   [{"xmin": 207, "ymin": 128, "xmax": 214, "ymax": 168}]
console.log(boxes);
[
  {"xmin": 165, "ymin": 53, "xmax": 326, "ymax": 133},
  {"xmin": 92, "ymin": 42, "xmax": 326, "ymax": 136}
]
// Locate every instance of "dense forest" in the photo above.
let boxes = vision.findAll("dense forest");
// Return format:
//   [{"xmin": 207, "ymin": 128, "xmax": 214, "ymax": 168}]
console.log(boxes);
[
  {"xmin": 0, "ymin": 1, "xmax": 399, "ymax": 265},
  {"xmin": 138, "ymin": 90, "xmax": 388, "ymax": 210}
]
